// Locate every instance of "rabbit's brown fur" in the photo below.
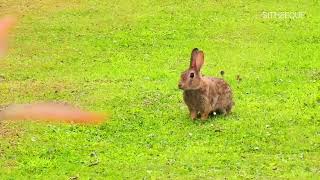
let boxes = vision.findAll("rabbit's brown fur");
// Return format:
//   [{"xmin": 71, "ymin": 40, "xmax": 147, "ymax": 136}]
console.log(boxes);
[{"xmin": 178, "ymin": 48, "xmax": 233, "ymax": 120}]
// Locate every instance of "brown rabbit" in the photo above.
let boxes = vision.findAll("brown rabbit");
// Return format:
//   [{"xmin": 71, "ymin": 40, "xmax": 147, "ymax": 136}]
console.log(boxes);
[{"xmin": 178, "ymin": 48, "xmax": 233, "ymax": 120}]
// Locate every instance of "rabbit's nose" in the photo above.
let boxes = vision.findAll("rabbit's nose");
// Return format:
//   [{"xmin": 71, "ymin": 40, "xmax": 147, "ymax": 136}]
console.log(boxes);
[{"xmin": 178, "ymin": 83, "xmax": 183, "ymax": 89}]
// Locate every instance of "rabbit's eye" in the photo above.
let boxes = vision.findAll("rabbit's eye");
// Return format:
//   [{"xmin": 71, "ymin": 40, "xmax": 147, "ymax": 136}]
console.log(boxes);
[{"xmin": 190, "ymin": 73, "xmax": 194, "ymax": 78}]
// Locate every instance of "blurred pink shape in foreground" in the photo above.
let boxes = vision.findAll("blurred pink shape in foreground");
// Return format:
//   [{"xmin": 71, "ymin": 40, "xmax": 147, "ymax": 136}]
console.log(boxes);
[
  {"xmin": 0, "ymin": 16, "xmax": 16, "ymax": 57},
  {"xmin": 0, "ymin": 103, "xmax": 107, "ymax": 125}
]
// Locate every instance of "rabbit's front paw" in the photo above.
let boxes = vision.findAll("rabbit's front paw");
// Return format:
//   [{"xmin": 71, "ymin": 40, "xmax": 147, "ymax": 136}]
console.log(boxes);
[{"xmin": 190, "ymin": 111, "xmax": 197, "ymax": 120}]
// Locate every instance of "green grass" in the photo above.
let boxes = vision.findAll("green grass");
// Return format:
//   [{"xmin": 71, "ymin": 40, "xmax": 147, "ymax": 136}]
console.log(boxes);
[{"xmin": 0, "ymin": 0, "xmax": 319, "ymax": 178}]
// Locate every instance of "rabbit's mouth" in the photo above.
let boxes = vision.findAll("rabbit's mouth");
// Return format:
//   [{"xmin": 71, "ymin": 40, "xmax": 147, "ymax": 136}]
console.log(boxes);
[
  {"xmin": 178, "ymin": 83, "xmax": 184, "ymax": 90},
  {"xmin": 178, "ymin": 81, "xmax": 189, "ymax": 90},
  {"xmin": 178, "ymin": 84, "xmax": 197, "ymax": 90}
]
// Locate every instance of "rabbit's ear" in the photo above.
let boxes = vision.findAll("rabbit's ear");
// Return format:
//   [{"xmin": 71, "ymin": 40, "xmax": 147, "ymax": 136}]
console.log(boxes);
[
  {"xmin": 189, "ymin": 48, "xmax": 199, "ymax": 69},
  {"xmin": 195, "ymin": 51, "xmax": 204, "ymax": 72}
]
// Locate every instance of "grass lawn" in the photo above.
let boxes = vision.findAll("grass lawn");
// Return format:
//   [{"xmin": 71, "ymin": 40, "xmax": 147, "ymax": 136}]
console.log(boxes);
[{"xmin": 0, "ymin": 0, "xmax": 319, "ymax": 178}]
